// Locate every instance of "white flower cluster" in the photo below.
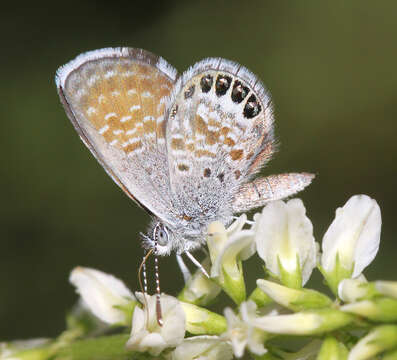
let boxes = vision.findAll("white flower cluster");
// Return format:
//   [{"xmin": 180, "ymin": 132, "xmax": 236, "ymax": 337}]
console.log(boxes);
[{"xmin": 65, "ymin": 194, "xmax": 393, "ymax": 360}]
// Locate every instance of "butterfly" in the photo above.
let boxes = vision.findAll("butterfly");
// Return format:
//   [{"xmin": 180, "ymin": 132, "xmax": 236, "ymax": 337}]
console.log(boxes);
[{"xmin": 56, "ymin": 47, "xmax": 313, "ymax": 260}]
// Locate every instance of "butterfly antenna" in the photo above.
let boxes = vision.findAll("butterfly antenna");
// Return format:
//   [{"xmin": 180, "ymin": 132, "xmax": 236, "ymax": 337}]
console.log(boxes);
[
  {"xmin": 138, "ymin": 247, "xmax": 153, "ymax": 327},
  {"xmin": 154, "ymin": 239, "xmax": 163, "ymax": 326}
]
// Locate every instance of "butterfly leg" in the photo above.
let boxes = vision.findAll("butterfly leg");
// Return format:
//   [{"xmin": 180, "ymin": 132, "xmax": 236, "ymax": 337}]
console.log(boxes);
[
  {"xmin": 185, "ymin": 251, "xmax": 210, "ymax": 278},
  {"xmin": 176, "ymin": 254, "xmax": 192, "ymax": 283}
]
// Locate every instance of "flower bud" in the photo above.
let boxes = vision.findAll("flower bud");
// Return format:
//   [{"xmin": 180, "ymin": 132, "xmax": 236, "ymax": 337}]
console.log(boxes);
[
  {"xmin": 375, "ymin": 280, "xmax": 397, "ymax": 300},
  {"xmin": 341, "ymin": 298, "xmax": 397, "ymax": 322},
  {"xmin": 348, "ymin": 325, "xmax": 397, "ymax": 360},
  {"xmin": 338, "ymin": 276, "xmax": 377, "ymax": 303},
  {"xmin": 69, "ymin": 267, "xmax": 136, "ymax": 325},
  {"xmin": 317, "ymin": 336, "xmax": 348, "ymax": 360},
  {"xmin": 257, "ymin": 279, "xmax": 332, "ymax": 312},
  {"xmin": 250, "ymin": 309, "xmax": 353, "ymax": 335},
  {"xmin": 180, "ymin": 302, "xmax": 227, "ymax": 335}
]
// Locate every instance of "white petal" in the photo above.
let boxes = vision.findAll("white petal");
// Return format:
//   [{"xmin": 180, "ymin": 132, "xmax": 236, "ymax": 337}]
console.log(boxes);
[
  {"xmin": 211, "ymin": 230, "xmax": 254, "ymax": 278},
  {"xmin": 255, "ymin": 199, "xmax": 316, "ymax": 285},
  {"xmin": 161, "ymin": 296, "xmax": 187, "ymax": 346},
  {"xmin": 321, "ymin": 195, "xmax": 381, "ymax": 277},
  {"xmin": 226, "ymin": 214, "xmax": 247, "ymax": 237},
  {"xmin": 172, "ymin": 336, "xmax": 233, "ymax": 360},
  {"xmin": 126, "ymin": 293, "xmax": 185, "ymax": 356},
  {"xmin": 224, "ymin": 302, "xmax": 267, "ymax": 358},
  {"xmin": 139, "ymin": 333, "xmax": 166, "ymax": 355},
  {"xmin": 69, "ymin": 267, "xmax": 134, "ymax": 324}
]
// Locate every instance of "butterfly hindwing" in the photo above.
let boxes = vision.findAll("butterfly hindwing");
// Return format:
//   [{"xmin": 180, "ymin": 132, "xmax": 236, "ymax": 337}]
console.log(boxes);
[
  {"xmin": 165, "ymin": 58, "xmax": 275, "ymax": 225},
  {"xmin": 56, "ymin": 47, "xmax": 178, "ymax": 223}
]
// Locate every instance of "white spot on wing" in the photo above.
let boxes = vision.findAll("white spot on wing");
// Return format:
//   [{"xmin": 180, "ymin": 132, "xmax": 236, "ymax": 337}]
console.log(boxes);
[
  {"xmin": 99, "ymin": 125, "xmax": 109, "ymax": 134},
  {"xmin": 129, "ymin": 105, "xmax": 141, "ymax": 112},
  {"xmin": 141, "ymin": 91, "xmax": 153, "ymax": 98},
  {"xmin": 87, "ymin": 107, "xmax": 97, "ymax": 116},
  {"xmin": 127, "ymin": 89, "xmax": 137, "ymax": 96},
  {"xmin": 172, "ymin": 134, "xmax": 184, "ymax": 140},
  {"xmin": 120, "ymin": 115, "xmax": 132, "ymax": 123},
  {"xmin": 197, "ymin": 103, "xmax": 210, "ymax": 121},
  {"xmin": 126, "ymin": 128, "xmax": 137, "ymax": 135},
  {"xmin": 105, "ymin": 112, "xmax": 117, "ymax": 120},
  {"xmin": 104, "ymin": 70, "xmax": 116, "ymax": 79},
  {"xmin": 55, "ymin": 47, "xmax": 130, "ymax": 89},
  {"xmin": 143, "ymin": 116, "xmax": 155, "ymax": 122},
  {"xmin": 110, "ymin": 139, "xmax": 118, "ymax": 146},
  {"xmin": 129, "ymin": 137, "xmax": 140, "ymax": 144},
  {"xmin": 76, "ymin": 88, "xmax": 87, "ymax": 99}
]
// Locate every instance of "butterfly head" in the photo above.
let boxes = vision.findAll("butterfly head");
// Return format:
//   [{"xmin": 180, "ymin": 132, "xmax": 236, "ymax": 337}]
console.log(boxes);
[{"xmin": 141, "ymin": 222, "xmax": 174, "ymax": 256}]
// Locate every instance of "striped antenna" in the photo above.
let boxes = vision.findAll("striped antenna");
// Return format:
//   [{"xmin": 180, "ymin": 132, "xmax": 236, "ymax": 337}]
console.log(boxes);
[
  {"xmin": 154, "ymin": 239, "xmax": 163, "ymax": 326},
  {"xmin": 138, "ymin": 248, "xmax": 153, "ymax": 327}
]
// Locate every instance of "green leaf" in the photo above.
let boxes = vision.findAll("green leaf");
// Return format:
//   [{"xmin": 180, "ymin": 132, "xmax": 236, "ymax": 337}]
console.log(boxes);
[{"xmin": 54, "ymin": 334, "xmax": 148, "ymax": 360}]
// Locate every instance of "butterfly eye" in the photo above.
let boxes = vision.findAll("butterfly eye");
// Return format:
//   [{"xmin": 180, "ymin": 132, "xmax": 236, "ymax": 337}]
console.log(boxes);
[{"xmin": 155, "ymin": 223, "xmax": 169, "ymax": 246}]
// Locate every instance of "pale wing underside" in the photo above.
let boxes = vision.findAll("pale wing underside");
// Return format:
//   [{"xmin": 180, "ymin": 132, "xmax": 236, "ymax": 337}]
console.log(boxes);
[
  {"xmin": 56, "ymin": 48, "xmax": 178, "ymax": 223},
  {"xmin": 232, "ymin": 173, "xmax": 315, "ymax": 213},
  {"xmin": 166, "ymin": 58, "xmax": 275, "ymax": 224}
]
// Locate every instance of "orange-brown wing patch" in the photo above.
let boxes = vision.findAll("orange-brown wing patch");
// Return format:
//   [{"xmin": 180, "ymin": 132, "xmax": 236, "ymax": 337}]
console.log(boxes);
[{"xmin": 70, "ymin": 59, "xmax": 173, "ymax": 156}]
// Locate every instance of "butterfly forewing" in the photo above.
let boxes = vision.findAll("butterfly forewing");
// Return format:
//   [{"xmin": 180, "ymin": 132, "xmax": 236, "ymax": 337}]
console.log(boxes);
[
  {"xmin": 56, "ymin": 48, "xmax": 178, "ymax": 223},
  {"xmin": 166, "ymin": 58, "xmax": 275, "ymax": 226}
]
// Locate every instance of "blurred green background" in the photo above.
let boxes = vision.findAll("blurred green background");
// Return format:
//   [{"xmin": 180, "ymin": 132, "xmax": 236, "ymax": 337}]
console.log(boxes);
[{"xmin": 1, "ymin": 0, "xmax": 396, "ymax": 341}]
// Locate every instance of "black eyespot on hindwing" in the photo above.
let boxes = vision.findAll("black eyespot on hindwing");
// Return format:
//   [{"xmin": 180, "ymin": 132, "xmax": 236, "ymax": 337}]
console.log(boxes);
[
  {"xmin": 200, "ymin": 75, "xmax": 213, "ymax": 93},
  {"xmin": 215, "ymin": 75, "xmax": 232, "ymax": 96},
  {"xmin": 231, "ymin": 80, "xmax": 249, "ymax": 103},
  {"xmin": 243, "ymin": 94, "xmax": 262, "ymax": 118},
  {"xmin": 184, "ymin": 85, "xmax": 195, "ymax": 99}
]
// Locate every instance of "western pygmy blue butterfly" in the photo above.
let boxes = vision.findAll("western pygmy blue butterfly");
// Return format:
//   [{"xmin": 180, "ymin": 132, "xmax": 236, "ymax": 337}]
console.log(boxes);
[{"xmin": 56, "ymin": 47, "xmax": 313, "ymax": 263}]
